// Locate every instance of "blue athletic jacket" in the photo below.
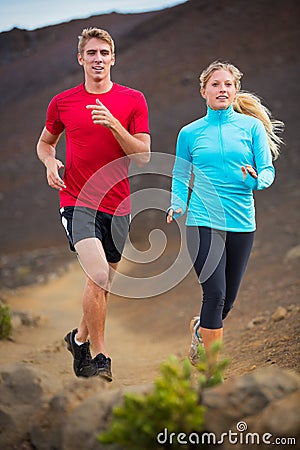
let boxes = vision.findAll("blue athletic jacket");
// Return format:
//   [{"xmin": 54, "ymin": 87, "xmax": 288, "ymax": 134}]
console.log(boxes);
[{"xmin": 170, "ymin": 105, "xmax": 275, "ymax": 232}]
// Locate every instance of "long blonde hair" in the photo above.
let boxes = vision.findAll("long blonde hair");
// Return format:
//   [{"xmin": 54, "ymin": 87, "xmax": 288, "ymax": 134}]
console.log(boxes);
[{"xmin": 200, "ymin": 61, "xmax": 284, "ymax": 159}]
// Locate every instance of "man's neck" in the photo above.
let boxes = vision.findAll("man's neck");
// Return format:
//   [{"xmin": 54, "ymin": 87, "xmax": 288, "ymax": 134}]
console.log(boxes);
[{"xmin": 84, "ymin": 79, "xmax": 113, "ymax": 95}]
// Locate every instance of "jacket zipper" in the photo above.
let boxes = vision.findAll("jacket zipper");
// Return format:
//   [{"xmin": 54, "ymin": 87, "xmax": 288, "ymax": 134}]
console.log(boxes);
[{"xmin": 218, "ymin": 112, "xmax": 227, "ymax": 178}]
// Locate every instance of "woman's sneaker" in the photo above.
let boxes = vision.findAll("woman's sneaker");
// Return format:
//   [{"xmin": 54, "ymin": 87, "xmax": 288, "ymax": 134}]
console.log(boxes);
[
  {"xmin": 93, "ymin": 353, "xmax": 113, "ymax": 382},
  {"xmin": 64, "ymin": 329, "xmax": 98, "ymax": 377},
  {"xmin": 188, "ymin": 316, "xmax": 203, "ymax": 366}
]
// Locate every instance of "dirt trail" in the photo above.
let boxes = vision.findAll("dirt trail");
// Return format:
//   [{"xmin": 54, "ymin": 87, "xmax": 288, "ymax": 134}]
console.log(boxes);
[
  {"xmin": 1, "ymin": 258, "xmax": 193, "ymax": 391},
  {"xmin": 1, "ymin": 232, "xmax": 299, "ymax": 397}
]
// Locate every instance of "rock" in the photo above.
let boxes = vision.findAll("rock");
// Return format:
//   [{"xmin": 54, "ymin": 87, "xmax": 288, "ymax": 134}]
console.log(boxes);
[
  {"xmin": 10, "ymin": 312, "xmax": 22, "ymax": 329},
  {"xmin": 202, "ymin": 366, "xmax": 300, "ymax": 437},
  {"xmin": 12, "ymin": 310, "xmax": 47, "ymax": 328},
  {"xmin": 63, "ymin": 389, "xmax": 124, "ymax": 450},
  {"xmin": 243, "ymin": 390, "xmax": 300, "ymax": 449},
  {"xmin": 0, "ymin": 363, "xmax": 54, "ymax": 449},
  {"xmin": 62, "ymin": 384, "xmax": 151, "ymax": 450},
  {"xmin": 247, "ymin": 316, "xmax": 266, "ymax": 328},
  {"xmin": 1, "ymin": 362, "xmax": 299, "ymax": 450},
  {"xmin": 284, "ymin": 244, "xmax": 300, "ymax": 263},
  {"xmin": 271, "ymin": 306, "xmax": 287, "ymax": 322},
  {"xmin": 287, "ymin": 304, "xmax": 299, "ymax": 312},
  {"xmin": 29, "ymin": 394, "xmax": 70, "ymax": 450}
]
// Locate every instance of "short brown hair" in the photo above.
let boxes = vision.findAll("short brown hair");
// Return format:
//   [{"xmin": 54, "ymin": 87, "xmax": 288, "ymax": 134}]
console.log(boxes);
[{"xmin": 78, "ymin": 27, "xmax": 115, "ymax": 55}]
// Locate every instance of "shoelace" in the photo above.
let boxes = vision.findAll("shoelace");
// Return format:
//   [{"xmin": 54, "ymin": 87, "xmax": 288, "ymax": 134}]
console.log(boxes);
[
  {"xmin": 80, "ymin": 342, "xmax": 93, "ymax": 365},
  {"xmin": 193, "ymin": 319, "xmax": 201, "ymax": 339},
  {"xmin": 94, "ymin": 354, "xmax": 110, "ymax": 369}
]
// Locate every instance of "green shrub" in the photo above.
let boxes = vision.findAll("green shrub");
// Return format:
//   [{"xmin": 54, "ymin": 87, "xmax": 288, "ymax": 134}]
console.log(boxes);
[
  {"xmin": 99, "ymin": 342, "xmax": 230, "ymax": 449},
  {"xmin": 195, "ymin": 341, "xmax": 230, "ymax": 388},
  {"xmin": 0, "ymin": 301, "xmax": 12, "ymax": 339}
]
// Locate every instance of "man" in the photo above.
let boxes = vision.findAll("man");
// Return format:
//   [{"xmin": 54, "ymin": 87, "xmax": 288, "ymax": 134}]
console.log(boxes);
[{"xmin": 37, "ymin": 27, "xmax": 151, "ymax": 382}]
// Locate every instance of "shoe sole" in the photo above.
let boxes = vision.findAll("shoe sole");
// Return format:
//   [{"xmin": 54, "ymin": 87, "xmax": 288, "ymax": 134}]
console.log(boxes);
[
  {"xmin": 98, "ymin": 369, "xmax": 113, "ymax": 382},
  {"xmin": 64, "ymin": 333, "xmax": 73, "ymax": 353},
  {"xmin": 189, "ymin": 317, "xmax": 202, "ymax": 366}
]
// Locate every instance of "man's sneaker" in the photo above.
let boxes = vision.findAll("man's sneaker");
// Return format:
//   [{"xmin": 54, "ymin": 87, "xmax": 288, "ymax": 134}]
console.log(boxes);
[
  {"xmin": 64, "ymin": 329, "xmax": 98, "ymax": 377},
  {"xmin": 93, "ymin": 353, "xmax": 113, "ymax": 382},
  {"xmin": 188, "ymin": 316, "xmax": 203, "ymax": 366}
]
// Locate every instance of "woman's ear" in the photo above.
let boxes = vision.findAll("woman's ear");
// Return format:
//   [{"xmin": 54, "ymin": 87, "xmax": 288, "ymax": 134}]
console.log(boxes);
[{"xmin": 200, "ymin": 87, "xmax": 206, "ymax": 99}]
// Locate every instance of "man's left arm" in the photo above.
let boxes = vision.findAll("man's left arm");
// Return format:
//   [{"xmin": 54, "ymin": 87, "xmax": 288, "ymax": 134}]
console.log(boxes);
[{"xmin": 86, "ymin": 99, "xmax": 151, "ymax": 166}]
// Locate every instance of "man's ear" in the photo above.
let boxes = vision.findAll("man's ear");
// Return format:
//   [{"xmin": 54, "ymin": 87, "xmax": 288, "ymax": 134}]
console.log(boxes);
[
  {"xmin": 111, "ymin": 54, "xmax": 115, "ymax": 66},
  {"xmin": 77, "ymin": 53, "xmax": 83, "ymax": 66}
]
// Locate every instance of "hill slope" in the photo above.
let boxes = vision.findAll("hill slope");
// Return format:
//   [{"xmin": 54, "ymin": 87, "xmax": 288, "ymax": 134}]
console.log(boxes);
[{"xmin": 0, "ymin": 0, "xmax": 299, "ymax": 254}]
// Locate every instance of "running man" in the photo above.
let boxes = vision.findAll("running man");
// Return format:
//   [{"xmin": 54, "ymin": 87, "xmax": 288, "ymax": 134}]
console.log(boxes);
[{"xmin": 37, "ymin": 27, "xmax": 151, "ymax": 381}]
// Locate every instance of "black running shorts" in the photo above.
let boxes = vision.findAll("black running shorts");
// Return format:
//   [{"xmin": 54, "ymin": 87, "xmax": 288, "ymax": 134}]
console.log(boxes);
[{"xmin": 60, "ymin": 206, "xmax": 130, "ymax": 263}]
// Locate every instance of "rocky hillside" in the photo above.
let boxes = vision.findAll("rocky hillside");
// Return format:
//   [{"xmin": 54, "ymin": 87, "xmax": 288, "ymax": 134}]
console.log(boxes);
[{"xmin": 0, "ymin": 0, "xmax": 299, "ymax": 256}]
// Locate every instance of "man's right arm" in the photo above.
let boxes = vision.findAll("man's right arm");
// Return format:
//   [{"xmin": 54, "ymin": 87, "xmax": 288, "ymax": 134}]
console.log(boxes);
[{"xmin": 37, "ymin": 127, "xmax": 66, "ymax": 190}]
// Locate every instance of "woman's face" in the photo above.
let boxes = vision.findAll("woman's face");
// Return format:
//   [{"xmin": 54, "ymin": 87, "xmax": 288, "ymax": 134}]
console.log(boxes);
[{"xmin": 201, "ymin": 69, "xmax": 237, "ymax": 110}]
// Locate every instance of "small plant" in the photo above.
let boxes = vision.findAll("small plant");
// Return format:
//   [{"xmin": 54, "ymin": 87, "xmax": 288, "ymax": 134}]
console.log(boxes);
[
  {"xmin": 0, "ymin": 300, "xmax": 12, "ymax": 339},
  {"xmin": 195, "ymin": 341, "xmax": 229, "ymax": 388},
  {"xmin": 99, "ymin": 343, "xmax": 230, "ymax": 449}
]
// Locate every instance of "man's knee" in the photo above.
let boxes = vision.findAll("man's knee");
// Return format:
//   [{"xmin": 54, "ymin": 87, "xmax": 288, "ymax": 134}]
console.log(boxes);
[{"xmin": 91, "ymin": 264, "xmax": 109, "ymax": 288}]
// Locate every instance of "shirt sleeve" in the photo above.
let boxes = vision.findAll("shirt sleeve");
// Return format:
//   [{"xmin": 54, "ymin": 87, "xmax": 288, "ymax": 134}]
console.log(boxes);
[
  {"xmin": 45, "ymin": 96, "xmax": 65, "ymax": 135},
  {"xmin": 170, "ymin": 128, "xmax": 192, "ymax": 218},
  {"xmin": 129, "ymin": 93, "xmax": 150, "ymax": 135},
  {"xmin": 244, "ymin": 119, "xmax": 275, "ymax": 190}
]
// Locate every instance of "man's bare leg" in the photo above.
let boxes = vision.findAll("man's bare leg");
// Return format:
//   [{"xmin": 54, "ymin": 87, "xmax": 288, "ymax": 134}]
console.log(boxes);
[
  {"xmin": 75, "ymin": 238, "xmax": 118, "ymax": 357},
  {"xmin": 76, "ymin": 261, "xmax": 118, "ymax": 343}
]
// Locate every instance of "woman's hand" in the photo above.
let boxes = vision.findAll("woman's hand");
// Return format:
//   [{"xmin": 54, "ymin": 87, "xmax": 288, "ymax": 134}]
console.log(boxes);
[
  {"xmin": 241, "ymin": 164, "xmax": 258, "ymax": 180},
  {"xmin": 166, "ymin": 208, "xmax": 183, "ymax": 224}
]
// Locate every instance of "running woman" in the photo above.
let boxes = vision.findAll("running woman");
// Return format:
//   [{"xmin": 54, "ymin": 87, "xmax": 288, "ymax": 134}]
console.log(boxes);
[
  {"xmin": 37, "ymin": 28, "xmax": 151, "ymax": 381},
  {"xmin": 167, "ymin": 61, "xmax": 283, "ymax": 364}
]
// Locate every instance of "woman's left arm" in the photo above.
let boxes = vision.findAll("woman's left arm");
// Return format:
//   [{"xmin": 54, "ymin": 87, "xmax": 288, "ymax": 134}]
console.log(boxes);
[{"xmin": 242, "ymin": 120, "xmax": 275, "ymax": 190}]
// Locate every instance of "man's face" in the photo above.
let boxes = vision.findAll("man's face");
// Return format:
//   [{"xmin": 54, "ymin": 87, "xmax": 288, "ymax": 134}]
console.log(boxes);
[{"xmin": 78, "ymin": 38, "xmax": 115, "ymax": 82}]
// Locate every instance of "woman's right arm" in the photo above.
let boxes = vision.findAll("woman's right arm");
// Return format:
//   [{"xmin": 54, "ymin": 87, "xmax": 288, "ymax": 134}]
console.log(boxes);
[{"xmin": 167, "ymin": 128, "xmax": 192, "ymax": 223}]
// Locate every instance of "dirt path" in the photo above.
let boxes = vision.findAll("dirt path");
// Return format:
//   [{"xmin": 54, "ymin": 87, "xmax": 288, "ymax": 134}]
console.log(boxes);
[
  {"xmin": 1, "ymin": 259, "xmax": 193, "ymax": 391},
  {"xmin": 1, "ymin": 234, "xmax": 299, "ymax": 398}
]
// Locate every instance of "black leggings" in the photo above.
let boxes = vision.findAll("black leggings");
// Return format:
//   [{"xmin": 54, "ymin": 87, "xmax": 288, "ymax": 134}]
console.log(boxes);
[{"xmin": 186, "ymin": 226, "xmax": 255, "ymax": 329}]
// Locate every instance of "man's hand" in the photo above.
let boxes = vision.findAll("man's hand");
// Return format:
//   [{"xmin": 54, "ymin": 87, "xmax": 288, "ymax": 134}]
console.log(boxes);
[
  {"xmin": 45, "ymin": 157, "xmax": 66, "ymax": 190},
  {"xmin": 86, "ymin": 99, "xmax": 150, "ymax": 166},
  {"xmin": 86, "ymin": 99, "xmax": 117, "ymax": 129}
]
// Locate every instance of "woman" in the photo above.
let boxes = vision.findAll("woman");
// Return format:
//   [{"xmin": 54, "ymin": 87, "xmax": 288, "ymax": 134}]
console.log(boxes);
[{"xmin": 167, "ymin": 61, "xmax": 283, "ymax": 364}]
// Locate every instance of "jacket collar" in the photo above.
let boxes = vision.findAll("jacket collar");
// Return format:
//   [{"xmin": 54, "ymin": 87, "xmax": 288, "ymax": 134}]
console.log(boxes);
[{"xmin": 205, "ymin": 105, "xmax": 235, "ymax": 123}]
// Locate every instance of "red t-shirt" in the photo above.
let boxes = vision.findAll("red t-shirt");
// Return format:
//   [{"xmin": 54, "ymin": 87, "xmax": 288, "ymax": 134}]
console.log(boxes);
[{"xmin": 45, "ymin": 83, "xmax": 150, "ymax": 215}]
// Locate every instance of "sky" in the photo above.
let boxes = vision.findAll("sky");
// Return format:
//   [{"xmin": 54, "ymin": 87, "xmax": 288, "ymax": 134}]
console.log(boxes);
[{"xmin": 0, "ymin": 0, "xmax": 187, "ymax": 32}]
